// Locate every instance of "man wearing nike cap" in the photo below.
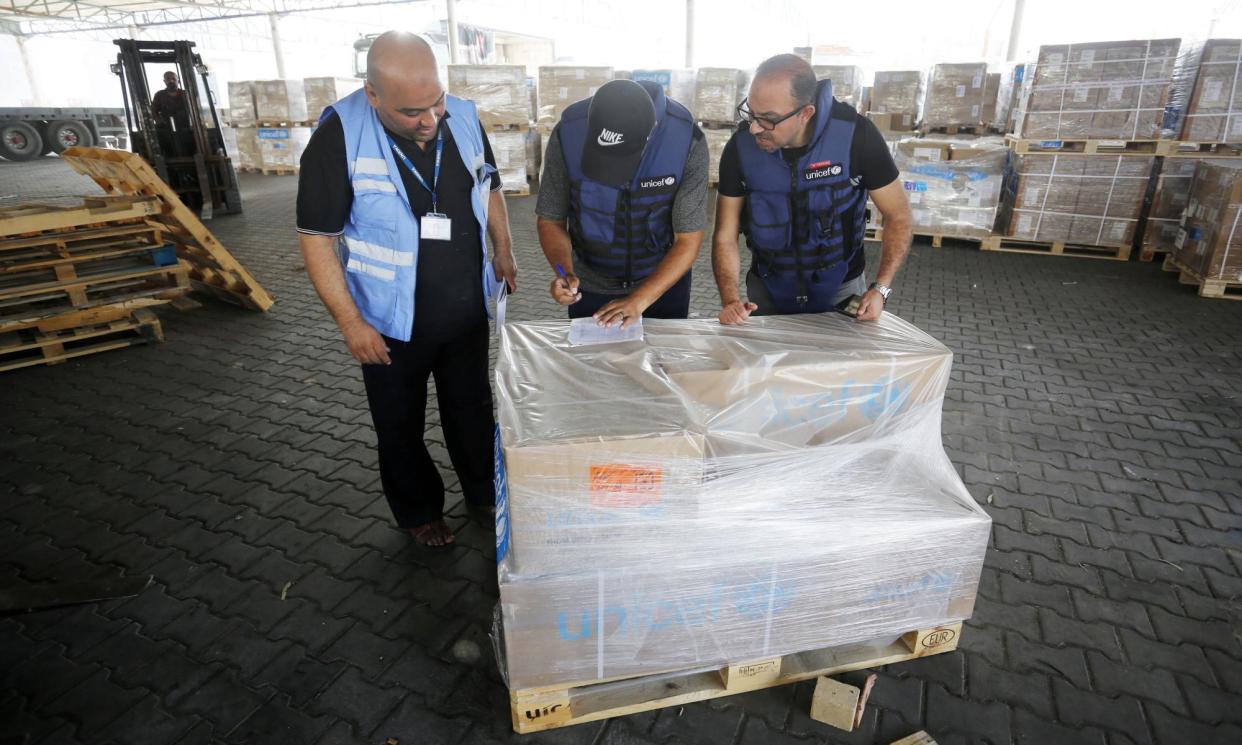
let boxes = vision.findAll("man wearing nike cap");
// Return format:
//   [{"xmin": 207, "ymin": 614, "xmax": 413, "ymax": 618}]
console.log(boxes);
[{"xmin": 536, "ymin": 78, "xmax": 708, "ymax": 327}]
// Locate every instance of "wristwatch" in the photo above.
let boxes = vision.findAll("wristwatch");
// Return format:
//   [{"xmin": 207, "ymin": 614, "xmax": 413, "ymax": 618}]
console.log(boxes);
[{"xmin": 869, "ymin": 282, "xmax": 892, "ymax": 304}]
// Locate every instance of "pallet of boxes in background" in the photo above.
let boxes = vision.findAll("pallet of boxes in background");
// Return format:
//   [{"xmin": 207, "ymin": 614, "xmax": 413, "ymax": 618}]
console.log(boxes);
[
  {"xmin": 1159, "ymin": 159, "xmax": 1242, "ymax": 299},
  {"xmin": 491, "ymin": 316, "xmax": 991, "ymax": 734}
]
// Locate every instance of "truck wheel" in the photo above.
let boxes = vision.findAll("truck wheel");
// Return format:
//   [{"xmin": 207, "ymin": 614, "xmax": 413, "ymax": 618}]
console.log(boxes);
[
  {"xmin": 45, "ymin": 120, "xmax": 94, "ymax": 153},
  {"xmin": 0, "ymin": 121, "xmax": 44, "ymax": 161}
]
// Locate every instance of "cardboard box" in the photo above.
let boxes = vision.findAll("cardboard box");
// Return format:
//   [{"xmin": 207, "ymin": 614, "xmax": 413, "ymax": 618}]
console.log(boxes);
[
  {"xmin": 695, "ymin": 67, "xmax": 746, "ymax": 123},
  {"xmin": 490, "ymin": 128, "xmax": 528, "ymax": 192},
  {"xmin": 448, "ymin": 65, "xmax": 531, "ymax": 127},
  {"xmin": 867, "ymin": 111, "xmax": 916, "ymax": 132},
  {"xmin": 1002, "ymin": 153, "xmax": 1155, "ymax": 245},
  {"xmin": 813, "ymin": 65, "xmax": 864, "ymax": 109},
  {"xmin": 227, "ymin": 81, "xmax": 256, "ymax": 127},
  {"xmin": 872, "ymin": 71, "xmax": 923, "ymax": 114},
  {"xmin": 923, "ymin": 63, "xmax": 989, "ymax": 129},
  {"xmin": 255, "ymin": 127, "xmax": 311, "ymax": 168},
  {"xmin": 494, "ymin": 317, "xmax": 991, "ymax": 689},
  {"xmin": 1179, "ymin": 39, "xmax": 1242, "ymax": 142},
  {"xmin": 1141, "ymin": 156, "xmax": 1199, "ymax": 251},
  {"xmin": 537, "ymin": 66, "xmax": 614, "ymax": 126},
  {"xmin": 302, "ymin": 77, "xmax": 362, "ymax": 122},
  {"xmin": 704, "ymin": 126, "xmax": 733, "ymax": 183},
  {"xmin": 1175, "ymin": 160, "xmax": 1242, "ymax": 281},
  {"xmin": 981, "ymin": 72, "xmax": 1002, "ymax": 127},
  {"xmin": 632, "ymin": 69, "xmax": 697, "ymax": 108},
  {"xmin": 252, "ymin": 79, "xmax": 308, "ymax": 122},
  {"xmin": 231, "ymin": 127, "xmax": 260, "ymax": 169},
  {"xmin": 894, "ymin": 138, "xmax": 1006, "ymax": 238},
  {"xmin": 1016, "ymin": 39, "xmax": 1180, "ymax": 140}
]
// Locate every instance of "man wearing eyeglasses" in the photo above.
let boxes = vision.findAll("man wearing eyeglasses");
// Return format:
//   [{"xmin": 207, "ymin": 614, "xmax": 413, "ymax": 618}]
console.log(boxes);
[
  {"xmin": 712, "ymin": 54, "xmax": 912, "ymax": 323},
  {"xmin": 296, "ymin": 31, "xmax": 518, "ymax": 548}
]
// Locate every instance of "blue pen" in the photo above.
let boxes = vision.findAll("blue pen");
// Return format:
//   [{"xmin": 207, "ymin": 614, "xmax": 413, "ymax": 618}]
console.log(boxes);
[{"xmin": 555, "ymin": 263, "xmax": 578, "ymax": 301}]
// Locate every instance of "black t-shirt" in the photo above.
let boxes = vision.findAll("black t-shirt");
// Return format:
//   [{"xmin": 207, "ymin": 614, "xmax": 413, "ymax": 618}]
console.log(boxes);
[
  {"xmin": 296, "ymin": 111, "xmax": 500, "ymax": 339},
  {"xmin": 717, "ymin": 101, "xmax": 899, "ymax": 281}
]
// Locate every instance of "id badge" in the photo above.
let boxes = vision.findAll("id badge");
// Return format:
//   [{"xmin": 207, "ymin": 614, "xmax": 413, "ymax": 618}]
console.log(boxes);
[{"xmin": 421, "ymin": 212, "xmax": 452, "ymax": 242}]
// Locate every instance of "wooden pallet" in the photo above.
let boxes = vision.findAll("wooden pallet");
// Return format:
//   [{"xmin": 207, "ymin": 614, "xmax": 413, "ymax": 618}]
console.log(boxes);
[
  {"xmin": 0, "ymin": 308, "xmax": 163, "ymax": 372},
  {"xmin": 509, "ymin": 623, "xmax": 962, "ymax": 734},
  {"xmin": 1155, "ymin": 141, "xmax": 1242, "ymax": 157},
  {"xmin": 501, "ymin": 185, "xmax": 532, "ymax": 197},
  {"xmin": 237, "ymin": 166, "xmax": 299, "ymax": 176},
  {"xmin": 920, "ymin": 124, "xmax": 983, "ymax": 136},
  {"xmin": 1162, "ymin": 255, "xmax": 1242, "ymax": 300},
  {"xmin": 980, "ymin": 235, "xmax": 1130, "ymax": 261},
  {"xmin": 700, "ymin": 120, "xmax": 740, "ymax": 131},
  {"xmin": 1138, "ymin": 245, "xmax": 1170, "ymax": 263},
  {"xmin": 60, "ymin": 147, "xmax": 274, "ymax": 311},
  {"xmin": 0, "ymin": 223, "xmax": 169, "ymax": 273},
  {"xmin": 483, "ymin": 121, "xmax": 532, "ymax": 132},
  {"xmin": 0, "ymin": 196, "xmax": 162, "ymax": 237},
  {"xmin": 1005, "ymin": 135, "xmax": 1162, "ymax": 155},
  {"xmin": 870, "ymin": 228, "xmax": 992, "ymax": 248}
]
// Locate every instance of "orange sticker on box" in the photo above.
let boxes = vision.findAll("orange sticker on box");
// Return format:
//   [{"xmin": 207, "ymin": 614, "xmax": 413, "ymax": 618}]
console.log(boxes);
[{"xmin": 589, "ymin": 464, "xmax": 663, "ymax": 507}]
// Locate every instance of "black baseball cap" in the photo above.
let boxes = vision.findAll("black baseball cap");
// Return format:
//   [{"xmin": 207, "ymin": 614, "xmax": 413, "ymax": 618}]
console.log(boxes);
[{"xmin": 582, "ymin": 79, "xmax": 657, "ymax": 187}]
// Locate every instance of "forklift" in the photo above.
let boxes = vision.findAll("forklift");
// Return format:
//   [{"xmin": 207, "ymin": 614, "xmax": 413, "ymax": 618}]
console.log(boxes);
[{"xmin": 111, "ymin": 39, "xmax": 242, "ymax": 218}]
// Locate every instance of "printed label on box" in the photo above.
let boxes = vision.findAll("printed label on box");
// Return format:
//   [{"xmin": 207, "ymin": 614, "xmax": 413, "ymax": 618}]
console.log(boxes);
[
  {"xmin": 912, "ymin": 148, "xmax": 942, "ymax": 161},
  {"xmin": 589, "ymin": 464, "xmax": 664, "ymax": 507},
  {"xmin": 1081, "ymin": 49, "xmax": 1095, "ymax": 65},
  {"xmin": 971, "ymin": 105, "xmax": 980, "ymax": 119},
  {"xmin": 1073, "ymin": 87, "xmax": 1089, "ymax": 103},
  {"xmin": 1108, "ymin": 85, "xmax": 1125, "ymax": 102},
  {"xmin": 972, "ymin": 73, "xmax": 983, "ymax": 89},
  {"xmin": 576, "ymin": 69, "xmax": 585, "ymax": 80},
  {"xmin": 1203, "ymin": 79, "xmax": 1224, "ymax": 104},
  {"xmin": 1175, "ymin": 229, "xmax": 1187, "ymax": 249},
  {"xmin": 257, "ymin": 128, "xmax": 289, "ymax": 139},
  {"xmin": 1017, "ymin": 214, "xmax": 1033, "ymax": 232},
  {"xmin": 955, "ymin": 85, "xmax": 966, "ymax": 98},
  {"xmin": 1231, "ymin": 116, "xmax": 1242, "ymax": 135},
  {"xmin": 558, "ymin": 86, "xmax": 568, "ymax": 98}
]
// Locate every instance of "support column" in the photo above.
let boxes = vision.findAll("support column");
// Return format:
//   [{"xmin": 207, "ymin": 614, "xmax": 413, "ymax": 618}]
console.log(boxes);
[
  {"xmin": 684, "ymin": 0, "xmax": 695, "ymax": 69},
  {"xmin": 1005, "ymin": 0, "xmax": 1026, "ymax": 62},
  {"xmin": 16, "ymin": 35, "xmax": 41, "ymax": 106},
  {"xmin": 269, "ymin": 13, "xmax": 287, "ymax": 79},
  {"xmin": 446, "ymin": 0, "xmax": 460, "ymax": 64}
]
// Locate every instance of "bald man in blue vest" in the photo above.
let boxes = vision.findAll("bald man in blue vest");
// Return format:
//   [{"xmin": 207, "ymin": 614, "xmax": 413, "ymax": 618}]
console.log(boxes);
[{"xmin": 296, "ymin": 31, "xmax": 517, "ymax": 547}]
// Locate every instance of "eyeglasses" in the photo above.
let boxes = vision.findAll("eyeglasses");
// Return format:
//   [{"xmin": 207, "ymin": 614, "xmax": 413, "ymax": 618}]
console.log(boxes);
[{"xmin": 736, "ymin": 98, "xmax": 806, "ymax": 131}]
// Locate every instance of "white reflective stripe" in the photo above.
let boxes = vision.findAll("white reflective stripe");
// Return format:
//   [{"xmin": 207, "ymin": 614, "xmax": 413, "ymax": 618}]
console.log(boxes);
[
  {"xmin": 353, "ymin": 157, "xmax": 389, "ymax": 176},
  {"xmin": 344, "ymin": 236, "xmax": 413, "ymax": 266},
  {"xmin": 346, "ymin": 258, "xmax": 396, "ymax": 281},
  {"xmin": 352, "ymin": 178, "xmax": 397, "ymax": 193}
]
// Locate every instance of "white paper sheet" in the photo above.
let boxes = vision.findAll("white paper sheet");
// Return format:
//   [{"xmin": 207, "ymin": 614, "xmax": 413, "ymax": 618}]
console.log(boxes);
[{"xmin": 567, "ymin": 316, "xmax": 644, "ymax": 346}]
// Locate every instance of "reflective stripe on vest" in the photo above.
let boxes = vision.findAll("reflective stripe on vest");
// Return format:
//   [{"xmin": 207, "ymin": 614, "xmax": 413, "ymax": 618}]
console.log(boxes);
[
  {"xmin": 325, "ymin": 89, "xmax": 496, "ymax": 341},
  {"xmin": 736, "ymin": 79, "xmax": 867, "ymax": 312},
  {"xmin": 559, "ymin": 83, "xmax": 695, "ymax": 287}
]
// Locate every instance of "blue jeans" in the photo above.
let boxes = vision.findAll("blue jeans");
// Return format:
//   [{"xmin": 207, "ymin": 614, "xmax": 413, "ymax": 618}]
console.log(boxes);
[{"xmin": 568, "ymin": 271, "xmax": 693, "ymax": 320}]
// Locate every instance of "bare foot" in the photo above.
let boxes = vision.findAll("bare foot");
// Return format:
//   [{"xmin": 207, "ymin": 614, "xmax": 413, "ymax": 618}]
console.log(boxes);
[{"xmin": 409, "ymin": 519, "xmax": 455, "ymax": 548}]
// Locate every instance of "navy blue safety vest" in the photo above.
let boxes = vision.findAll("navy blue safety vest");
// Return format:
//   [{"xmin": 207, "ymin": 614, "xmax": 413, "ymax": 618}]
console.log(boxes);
[
  {"xmin": 736, "ymin": 79, "xmax": 867, "ymax": 314},
  {"xmin": 559, "ymin": 82, "xmax": 696, "ymax": 288}
]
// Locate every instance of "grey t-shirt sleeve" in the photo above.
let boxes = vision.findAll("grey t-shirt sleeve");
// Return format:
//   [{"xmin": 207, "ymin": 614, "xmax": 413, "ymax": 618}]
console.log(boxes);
[
  {"xmin": 535, "ymin": 125, "xmax": 571, "ymax": 221},
  {"xmin": 672, "ymin": 130, "xmax": 709, "ymax": 233}
]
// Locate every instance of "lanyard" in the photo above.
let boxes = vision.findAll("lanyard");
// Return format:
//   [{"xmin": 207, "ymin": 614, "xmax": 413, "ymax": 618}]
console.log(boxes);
[{"xmin": 387, "ymin": 128, "xmax": 443, "ymax": 213}]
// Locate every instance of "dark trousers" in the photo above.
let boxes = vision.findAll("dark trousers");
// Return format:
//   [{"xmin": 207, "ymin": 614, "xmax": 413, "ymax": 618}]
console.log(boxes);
[
  {"xmin": 568, "ymin": 271, "xmax": 693, "ymax": 319},
  {"xmin": 360, "ymin": 318, "xmax": 494, "ymax": 528}
]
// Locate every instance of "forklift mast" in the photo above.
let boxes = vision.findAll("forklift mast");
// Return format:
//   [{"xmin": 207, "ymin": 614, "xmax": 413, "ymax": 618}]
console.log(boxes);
[{"xmin": 112, "ymin": 39, "xmax": 242, "ymax": 218}]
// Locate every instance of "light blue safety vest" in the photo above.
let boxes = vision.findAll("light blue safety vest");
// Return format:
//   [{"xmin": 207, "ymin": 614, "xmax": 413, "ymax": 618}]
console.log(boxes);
[{"xmin": 325, "ymin": 88, "xmax": 497, "ymax": 341}]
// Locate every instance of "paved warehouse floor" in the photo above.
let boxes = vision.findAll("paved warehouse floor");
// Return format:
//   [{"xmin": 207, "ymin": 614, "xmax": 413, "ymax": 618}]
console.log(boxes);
[{"xmin": 0, "ymin": 155, "xmax": 1240, "ymax": 745}]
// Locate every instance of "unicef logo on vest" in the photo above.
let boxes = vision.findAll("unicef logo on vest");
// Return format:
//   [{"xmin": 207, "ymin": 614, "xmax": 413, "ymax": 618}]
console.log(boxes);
[
  {"xmin": 639, "ymin": 174, "xmax": 678, "ymax": 190},
  {"xmin": 804, "ymin": 160, "xmax": 843, "ymax": 181}
]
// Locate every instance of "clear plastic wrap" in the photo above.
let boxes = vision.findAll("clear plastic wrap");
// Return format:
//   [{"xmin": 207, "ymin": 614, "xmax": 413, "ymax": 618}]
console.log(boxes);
[
  {"xmin": 1177, "ymin": 39, "xmax": 1242, "ymax": 143},
  {"xmin": 537, "ymin": 66, "xmax": 614, "ymax": 127},
  {"xmin": 227, "ymin": 81, "xmax": 256, "ymax": 127},
  {"xmin": 493, "ymin": 315, "xmax": 991, "ymax": 690},
  {"xmin": 1012, "ymin": 39, "xmax": 1181, "ymax": 140},
  {"xmin": 302, "ymin": 77, "xmax": 362, "ymax": 123},
  {"xmin": 230, "ymin": 127, "xmax": 260, "ymax": 169},
  {"xmin": 255, "ymin": 127, "xmax": 311, "ymax": 168},
  {"xmin": 894, "ymin": 138, "xmax": 1007, "ymax": 238},
  {"xmin": 813, "ymin": 65, "xmax": 864, "ymax": 110},
  {"xmin": 996, "ymin": 64, "xmax": 1026, "ymax": 135},
  {"xmin": 489, "ymin": 129, "xmax": 528, "ymax": 192},
  {"xmin": 1175, "ymin": 160, "xmax": 1242, "ymax": 280},
  {"xmin": 448, "ymin": 65, "xmax": 532, "ymax": 127},
  {"xmin": 922, "ymin": 63, "xmax": 990, "ymax": 129},
  {"xmin": 982, "ymin": 72, "xmax": 1002, "ymax": 128},
  {"xmin": 704, "ymin": 126, "xmax": 733, "ymax": 184},
  {"xmin": 1141, "ymin": 156, "xmax": 1199, "ymax": 252},
  {"xmin": 632, "ymin": 69, "xmax": 697, "ymax": 108},
  {"xmin": 694, "ymin": 67, "xmax": 746, "ymax": 124},
  {"xmin": 252, "ymin": 79, "xmax": 308, "ymax": 122},
  {"xmin": 525, "ymin": 127, "xmax": 542, "ymax": 183},
  {"xmin": 1001, "ymin": 153, "xmax": 1155, "ymax": 246},
  {"xmin": 871, "ymin": 70, "xmax": 923, "ymax": 119}
]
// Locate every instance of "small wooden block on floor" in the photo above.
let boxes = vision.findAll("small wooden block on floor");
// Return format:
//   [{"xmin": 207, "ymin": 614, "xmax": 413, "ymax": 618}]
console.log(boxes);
[
  {"xmin": 810, "ymin": 676, "xmax": 861, "ymax": 731},
  {"xmin": 891, "ymin": 731, "xmax": 938, "ymax": 745}
]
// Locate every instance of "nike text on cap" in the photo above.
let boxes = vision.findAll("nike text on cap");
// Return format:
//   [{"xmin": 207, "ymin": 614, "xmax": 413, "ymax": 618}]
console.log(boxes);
[{"xmin": 582, "ymin": 79, "xmax": 657, "ymax": 187}]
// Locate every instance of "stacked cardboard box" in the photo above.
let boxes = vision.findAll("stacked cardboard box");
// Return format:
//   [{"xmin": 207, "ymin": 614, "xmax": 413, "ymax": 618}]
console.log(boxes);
[
  {"xmin": 448, "ymin": 65, "xmax": 532, "ymax": 127},
  {"xmin": 525, "ymin": 127, "xmax": 542, "ymax": 186},
  {"xmin": 491, "ymin": 129, "xmax": 528, "ymax": 193},
  {"xmin": 1141, "ymin": 157, "xmax": 1199, "ymax": 254},
  {"xmin": 231, "ymin": 128, "xmax": 261, "ymax": 170},
  {"xmin": 256, "ymin": 127, "xmax": 311, "ymax": 169},
  {"xmin": 704, "ymin": 126, "xmax": 733, "ymax": 184},
  {"xmin": 303, "ymin": 77, "xmax": 362, "ymax": 122},
  {"xmin": 228, "ymin": 82, "xmax": 256, "ymax": 127},
  {"xmin": 1179, "ymin": 39, "xmax": 1242, "ymax": 142},
  {"xmin": 695, "ymin": 68, "xmax": 746, "ymax": 123},
  {"xmin": 632, "ymin": 69, "xmax": 697, "ymax": 107},
  {"xmin": 996, "ymin": 64, "xmax": 1026, "ymax": 134},
  {"xmin": 1001, "ymin": 153, "xmax": 1155, "ymax": 245},
  {"xmin": 982, "ymin": 73, "xmax": 1002, "ymax": 128},
  {"xmin": 922, "ymin": 63, "xmax": 989, "ymax": 130},
  {"xmin": 894, "ymin": 139, "xmax": 1007, "ymax": 238},
  {"xmin": 868, "ymin": 111, "xmax": 917, "ymax": 133},
  {"xmin": 537, "ymin": 66, "xmax": 614, "ymax": 126},
  {"xmin": 813, "ymin": 65, "xmax": 864, "ymax": 110},
  {"xmin": 1174, "ymin": 160, "xmax": 1242, "ymax": 281},
  {"xmin": 871, "ymin": 70, "xmax": 922, "ymax": 128},
  {"xmin": 252, "ymin": 80, "xmax": 309, "ymax": 122},
  {"xmin": 1015, "ymin": 39, "xmax": 1181, "ymax": 140},
  {"xmin": 494, "ymin": 317, "xmax": 990, "ymax": 690}
]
